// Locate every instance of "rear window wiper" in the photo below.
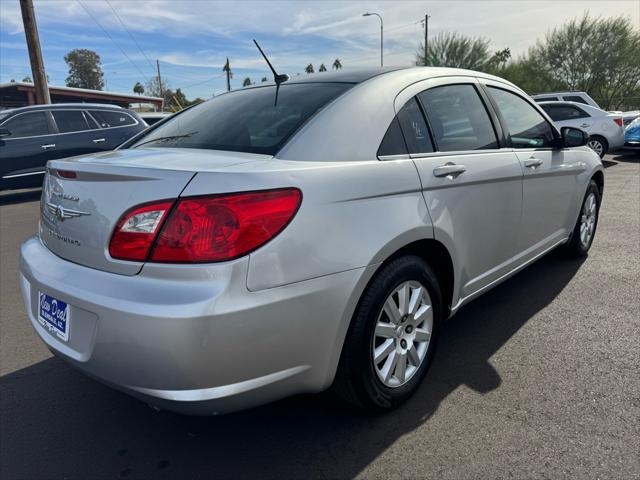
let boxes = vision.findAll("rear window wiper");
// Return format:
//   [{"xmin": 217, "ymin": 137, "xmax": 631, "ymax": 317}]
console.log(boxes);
[{"xmin": 134, "ymin": 132, "xmax": 198, "ymax": 148}]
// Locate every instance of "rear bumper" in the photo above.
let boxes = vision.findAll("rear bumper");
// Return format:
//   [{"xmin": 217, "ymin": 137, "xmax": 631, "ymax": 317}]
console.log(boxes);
[
  {"xmin": 623, "ymin": 141, "xmax": 640, "ymax": 151},
  {"xmin": 19, "ymin": 236, "xmax": 365, "ymax": 414},
  {"xmin": 606, "ymin": 131, "xmax": 625, "ymax": 151}
]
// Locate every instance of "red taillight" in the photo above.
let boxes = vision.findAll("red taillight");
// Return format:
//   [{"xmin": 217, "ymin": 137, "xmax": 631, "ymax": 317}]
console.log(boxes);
[
  {"xmin": 150, "ymin": 188, "xmax": 301, "ymax": 263},
  {"xmin": 109, "ymin": 200, "xmax": 175, "ymax": 261},
  {"xmin": 109, "ymin": 188, "xmax": 302, "ymax": 264},
  {"xmin": 56, "ymin": 169, "xmax": 77, "ymax": 179},
  {"xmin": 613, "ymin": 118, "xmax": 623, "ymax": 128}
]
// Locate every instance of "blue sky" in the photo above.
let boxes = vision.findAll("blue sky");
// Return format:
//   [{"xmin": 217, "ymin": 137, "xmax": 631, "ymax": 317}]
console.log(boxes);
[{"xmin": 1, "ymin": 0, "xmax": 638, "ymax": 100}]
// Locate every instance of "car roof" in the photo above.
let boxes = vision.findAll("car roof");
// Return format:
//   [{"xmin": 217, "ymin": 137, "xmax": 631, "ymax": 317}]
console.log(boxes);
[
  {"xmin": 533, "ymin": 92, "xmax": 589, "ymax": 97},
  {"xmin": 281, "ymin": 67, "xmax": 410, "ymax": 84},
  {"xmin": 2, "ymin": 103, "xmax": 126, "ymax": 115}
]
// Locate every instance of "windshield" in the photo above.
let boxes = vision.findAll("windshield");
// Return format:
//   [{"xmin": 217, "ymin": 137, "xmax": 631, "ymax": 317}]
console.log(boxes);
[{"xmin": 129, "ymin": 83, "xmax": 353, "ymax": 155}]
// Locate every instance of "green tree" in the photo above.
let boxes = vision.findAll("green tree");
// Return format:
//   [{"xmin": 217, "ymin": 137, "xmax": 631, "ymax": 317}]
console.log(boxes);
[
  {"xmin": 133, "ymin": 82, "xmax": 144, "ymax": 95},
  {"xmin": 242, "ymin": 77, "xmax": 252, "ymax": 87},
  {"xmin": 64, "ymin": 49, "xmax": 104, "ymax": 90},
  {"xmin": 21, "ymin": 75, "xmax": 32, "ymax": 83},
  {"xmin": 416, "ymin": 32, "xmax": 491, "ymax": 70},
  {"xmin": 305, "ymin": 63, "xmax": 314, "ymax": 74},
  {"xmin": 319, "ymin": 63, "xmax": 327, "ymax": 72},
  {"xmin": 261, "ymin": 77, "xmax": 268, "ymax": 83},
  {"xmin": 332, "ymin": 58, "xmax": 342, "ymax": 70},
  {"xmin": 528, "ymin": 14, "xmax": 640, "ymax": 109}
]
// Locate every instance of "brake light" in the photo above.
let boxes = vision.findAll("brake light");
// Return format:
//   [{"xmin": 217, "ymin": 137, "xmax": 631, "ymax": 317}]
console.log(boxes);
[
  {"xmin": 613, "ymin": 118, "xmax": 623, "ymax": 127},
  {"xmin": 109, "ymin": 189, "xmax": 302, "ymax": 264},
  {"xmin": 150, "ymin": 188, "xmax": 301, "ymax": 263},
  {"xmin": 109, "ymin": 200, "xmax": 175, "ymax": 261},
  {"xmin": 56, "ymin": 169, "xmax": 77, "ymax": 179}
]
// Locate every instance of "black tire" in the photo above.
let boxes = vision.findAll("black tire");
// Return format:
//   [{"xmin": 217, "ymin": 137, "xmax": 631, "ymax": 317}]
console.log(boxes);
[
  {"xmin": 332, "ymin": 255, "xmax": 443, "ymax": 411},
  {"xmin": 587, "ymin": 135, "xmax": 608, "ymax": 159},
  {"xmin": 562, "ymin": 180, "xmax": 601, "ymax": 257}
]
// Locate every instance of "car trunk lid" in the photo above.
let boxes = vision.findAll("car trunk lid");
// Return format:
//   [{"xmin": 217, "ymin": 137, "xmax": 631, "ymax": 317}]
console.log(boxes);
[{"xmin": 40, "ymin": 148, "xmax": 268, "ymax": 275}]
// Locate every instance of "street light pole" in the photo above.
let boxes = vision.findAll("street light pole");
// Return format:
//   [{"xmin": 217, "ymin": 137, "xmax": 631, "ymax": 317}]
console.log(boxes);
[
  {"xmin": 424, "ymin": 14, "xmax": 430, "ymax": 66},
  {"xmin": 363, "ymin": 12, "xmax": 383, "ymax": 67},
  {"xmin": 19, "ymin": 0, "xmax": 50, "ymax": 104}
]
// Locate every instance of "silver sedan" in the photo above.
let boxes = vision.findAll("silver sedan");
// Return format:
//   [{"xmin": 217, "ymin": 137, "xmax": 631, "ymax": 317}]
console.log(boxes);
[{"xmin": 20, "ymin": 67, "xmax": 604, "ymax": 414}]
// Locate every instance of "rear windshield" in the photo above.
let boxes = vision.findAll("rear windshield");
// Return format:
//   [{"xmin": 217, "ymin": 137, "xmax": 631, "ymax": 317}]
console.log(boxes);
[{"xmin": 130, "ymin": 83, "xmax": 353, "ymax": 155}]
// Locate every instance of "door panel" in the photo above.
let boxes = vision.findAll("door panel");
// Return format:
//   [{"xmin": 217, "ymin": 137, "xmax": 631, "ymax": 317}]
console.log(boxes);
[
  {"xmin": 413, "ymin": 151, "xmax": 523, "ymax": 298},
  {"xmin": 514, "ymin": 149, "xmax": 584, "ymax": 253},
  {"xmin": 482, "ymin": 82, "xmax": 583, "ymax": 258},
  {"xmin": 0, "ymin": 111, "xmax": 56, "ymax": 188}
]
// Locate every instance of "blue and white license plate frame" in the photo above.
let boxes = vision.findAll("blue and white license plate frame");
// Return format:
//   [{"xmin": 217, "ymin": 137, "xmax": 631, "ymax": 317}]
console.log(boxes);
[{"xmin": 38, "ymin": 292, "xmax": 71, "ymax": 342}]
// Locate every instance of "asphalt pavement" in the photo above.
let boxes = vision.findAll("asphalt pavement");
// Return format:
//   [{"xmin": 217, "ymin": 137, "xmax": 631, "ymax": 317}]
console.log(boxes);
[{"xmin": 1, "ymin": 153, "xmax": 638, "ymax": 479}]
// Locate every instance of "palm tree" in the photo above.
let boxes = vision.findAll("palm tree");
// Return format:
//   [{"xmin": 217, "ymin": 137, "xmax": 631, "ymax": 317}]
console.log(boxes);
[
  {"xmin": 133, "ymin": 82, "xmax": 144, "ymax": 95},
  {"xmin": 332, "ymin": 58, "xmax": 342, "ymax": 70},
  {"xmin": 242, "ymin": 77, "xmax": 252, "ymax": 87},
  {"xmin": 305, "ymin": 63, "xmax": 314, "ymax": 74},
  {"xmin": 319, "ymin": 63, "xmax": 327, "ymax": 72}
]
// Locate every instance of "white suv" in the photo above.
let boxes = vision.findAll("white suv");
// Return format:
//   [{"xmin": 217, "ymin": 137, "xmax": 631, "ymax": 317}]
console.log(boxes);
[{"xmin": 533, "ymin": 91, "xmax": 600, "ymax": 109}]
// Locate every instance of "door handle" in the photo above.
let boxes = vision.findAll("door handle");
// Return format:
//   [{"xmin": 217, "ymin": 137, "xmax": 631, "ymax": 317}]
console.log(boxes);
[
  {"xmin": 41, "ymin": 144, "xmax": 56, "ymax": 150},
  {"xmin": 433, "ymin": 163, "xmax": 466, "ymax": 178},
  {"xmin": 580, "ymin": 123, "xmax": 590, "ymax": 128},
  {"xmin": 92, "ymin": 138, "xmax": 106, "ymax": 144},
  {"xmin": 524, "ymin": 158, "xmax": 543, "ymax": 168}
]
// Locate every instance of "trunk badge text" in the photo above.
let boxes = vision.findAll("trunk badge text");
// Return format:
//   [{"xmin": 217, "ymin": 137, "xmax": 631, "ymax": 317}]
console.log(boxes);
[{"xmin": 46, "ymin": 202, "xmax": 91, "ymax": 222}]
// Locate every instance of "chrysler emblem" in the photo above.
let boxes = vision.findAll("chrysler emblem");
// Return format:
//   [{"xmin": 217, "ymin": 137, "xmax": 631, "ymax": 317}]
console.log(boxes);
[{"xmin": 46, "ymin": 202, "xmax": 91, "ymax": 222}]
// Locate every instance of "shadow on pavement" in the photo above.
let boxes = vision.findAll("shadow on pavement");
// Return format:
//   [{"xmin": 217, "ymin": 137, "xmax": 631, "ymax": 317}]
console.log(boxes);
[
  {"xmin": 0, "ymin": 188, "xmax": 41, "ymax": 206},
  {"xmin": 0, "ymin": 253, "xmax": 585, "ymax": 480}
]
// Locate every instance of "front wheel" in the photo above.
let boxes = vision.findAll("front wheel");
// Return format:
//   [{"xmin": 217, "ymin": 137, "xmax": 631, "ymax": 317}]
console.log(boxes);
[
  {"xmin": 332, "ymin": 255, "xmax": 442, "ymax": 411},
  {"xmin": 562, "ymin": 180, "xmax": 601, "ymax": 257}
]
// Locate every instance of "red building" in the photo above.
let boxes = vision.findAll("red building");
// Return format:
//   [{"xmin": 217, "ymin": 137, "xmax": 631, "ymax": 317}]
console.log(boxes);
[{"xmin": 0, "ymin": 82, "xmax": 163, "ymax": 110}]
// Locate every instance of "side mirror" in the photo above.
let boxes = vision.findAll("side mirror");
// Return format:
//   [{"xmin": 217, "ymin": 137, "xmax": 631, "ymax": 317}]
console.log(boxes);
[
  {"xmin": 0, "ymin": 127, "xmax": 11, "ymax": 138},
  {"xmin": 561, "ymin": 126, "xmax": 589, "ymax": 147}
]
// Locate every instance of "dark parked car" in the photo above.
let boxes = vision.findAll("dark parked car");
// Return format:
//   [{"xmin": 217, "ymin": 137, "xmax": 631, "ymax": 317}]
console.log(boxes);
[{"xmin": 0, "ymin": 103, "xmax": 145, "ymax": 190}]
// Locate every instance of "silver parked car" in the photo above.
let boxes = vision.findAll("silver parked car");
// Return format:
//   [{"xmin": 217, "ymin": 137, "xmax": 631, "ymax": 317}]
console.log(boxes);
[
  {"xmin": 538, "ymin": 101, "xmax": 625, "ymax": 158},
  {"xmin": 20, "ymin": 67, "xmax": 604, "ymax": 414}
]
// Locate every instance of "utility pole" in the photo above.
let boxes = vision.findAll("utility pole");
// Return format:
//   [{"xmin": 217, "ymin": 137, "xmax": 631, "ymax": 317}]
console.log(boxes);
[
  {"xmin": 223, "ymin": 57, "xmax": 232, "ymax": 92},
  {"xmin": 424, "ymin": 14, "xmax": 430, "ymax": 66},
  {"xmin": 156, "ymin": 59, "xmax": 164, "ymax": 110},
  {"xmin": 19, "ymin": 0, "xmax": 50, "ymax": 104}
]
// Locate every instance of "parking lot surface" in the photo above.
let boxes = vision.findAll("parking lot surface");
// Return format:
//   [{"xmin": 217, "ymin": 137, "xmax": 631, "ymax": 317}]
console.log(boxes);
[{"xmin": 1, "ymin": 153, "xmax": 638, "ymax": 479}]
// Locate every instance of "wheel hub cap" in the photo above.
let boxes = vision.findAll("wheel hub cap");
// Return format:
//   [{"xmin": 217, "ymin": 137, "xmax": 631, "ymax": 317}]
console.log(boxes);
[
  {"xmin": 579, "ymin": 192, "xmax": 597, "ymax": 248},
  {"xmin": 372, "ymin": 281, "xmax": 433, "ymax": 388}
]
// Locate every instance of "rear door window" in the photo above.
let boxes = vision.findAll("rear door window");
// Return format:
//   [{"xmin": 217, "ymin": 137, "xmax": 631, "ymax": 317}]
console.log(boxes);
[
  {"xmin": 488, "ymin": 86, "xmax": 556, "ymax": 148},
  {"xmin": 1, "ymin": 111, "xmax": 51, "ymax": 138},
  {"xmin": 563, "ymin": 95, "xmax": 588, "ymax": 105},
  {"xmin": 90, "ymin": 110, "xmax": 136, "ymax": 128},
  {"xmin": 418, "ymin": 84, "xmax": 498, "ymax": 151},
  {"xmin": 396, "ymin": 98, "xmax": 433, "ymax": 155},
  {"xmin": 541, "ymin": 105, "xmax": 590, "ymax": 122},
  {"xmin": 52, "ymin": 110, "xmax": 95, "ymax": 133}
]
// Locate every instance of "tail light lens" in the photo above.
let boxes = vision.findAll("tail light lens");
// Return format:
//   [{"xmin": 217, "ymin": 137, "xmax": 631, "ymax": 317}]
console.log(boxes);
[
  {"xmin": 613, "ymin": 118, "xmax": 623, "ymax": 127},
  {"xmin": 109, "ymin": 200, "xmax": 175, "ymax": 261},
  {"xmin": 108, "ymin": 188, "xmax": 301, "ymax": 263}
]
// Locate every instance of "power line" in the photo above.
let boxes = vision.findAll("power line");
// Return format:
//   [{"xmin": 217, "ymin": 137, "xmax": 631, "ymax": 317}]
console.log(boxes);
[
  {"xmin": 182, "ymin": 72, "xmax": 226, "ymax": 89},
  {"xmin": 104, "ymin": 0, "xmax": 156, "ymax": 74},
  {"xmin": 75, "ymin": 0, "xmax": 149, "ymax": 83}
]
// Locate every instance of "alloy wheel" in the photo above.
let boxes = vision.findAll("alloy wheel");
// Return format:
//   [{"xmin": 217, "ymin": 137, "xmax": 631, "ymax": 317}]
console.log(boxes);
[
  {"xmin": 587, "ymin": 139, "xmax": 604, "ymax": 157},
  {"xmin": 580, "ymin": 192, "xmax": 597, "ymax": 248},
  {"xmin": 372, "ymin": 281, "xmax": 433, "ymax": 388}
]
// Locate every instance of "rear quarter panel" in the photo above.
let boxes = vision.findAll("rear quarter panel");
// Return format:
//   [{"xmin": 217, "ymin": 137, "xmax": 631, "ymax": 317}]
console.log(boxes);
[{"xmin": 180, "ymin": 158, "xmax": 433, "ymax": 291}]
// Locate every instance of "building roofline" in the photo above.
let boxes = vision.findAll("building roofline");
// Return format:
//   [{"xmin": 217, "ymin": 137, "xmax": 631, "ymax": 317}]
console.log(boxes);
[{"xmin": 0, "ymin": 81, "xmax": 162, "ymax": 102}]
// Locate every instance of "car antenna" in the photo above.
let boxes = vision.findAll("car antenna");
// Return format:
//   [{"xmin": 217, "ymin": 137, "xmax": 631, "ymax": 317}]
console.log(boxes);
[{"xmin": 253, "ymin": 39, "xmax": 289, "ymax": 106}]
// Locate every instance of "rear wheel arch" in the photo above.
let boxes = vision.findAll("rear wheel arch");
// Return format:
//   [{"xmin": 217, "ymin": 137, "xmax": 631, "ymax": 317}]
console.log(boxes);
[{"xmin": 372, "ymin": 239, "xmax": 455, "ymax": 318}]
